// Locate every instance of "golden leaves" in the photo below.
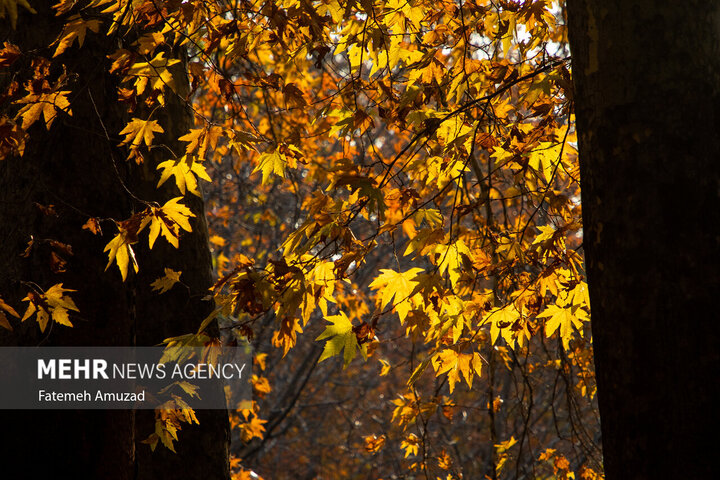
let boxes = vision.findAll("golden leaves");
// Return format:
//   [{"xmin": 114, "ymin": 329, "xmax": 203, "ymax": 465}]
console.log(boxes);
[
  {"xmin": 143, "ymin": 197, "xmax": 195, "ymax": 249},
  {"xmin": 151, "ymin": 268, "xmax": 182, "ymax": 294},
  {"xmin": 179, "ymin": 126, "xmax": 223, "ymax": 159},
  {"xmin": 118, "ymin": 117, "xmax": 163, "ymax": 161},
  {"xmin": 368, "ymin": 267, "xmax": 423, "ymax": 322},
  {"xmin": 435, "ymin": 239, "xmax": 472, "ymax": 288},
  {"xmin": 0, "ymin": 41, "xmax": 21, "ymax": 67},
  {"xmin": 15, "ymin": 90, "xmax": 72, "ymax": 129},
  {"xmin": 125, "ymin": 52, "xmax": 180, "ymax": 95},
  {"xmin": 432, "ymin": 349, "xmax": 484, "ymax": 393},
  {"xmin": 400, "ymin": 433, "xmax": 419, "ymax": 458},
  {"xmin": 271, "ymin": 317, "xmax": 303, "ymax": 357},
  {"xmin": 528, "ymin": 142, "xmax": 561, "ymax": 183},
  {"xmin": 364, "ymin": 434, "xmax": 386, "ymax": 454},
  {"xmin": 21, "ymin": 283, "xmax": 79, "ymax": 332},
  {"xmin": 104, "ymin": 198, "xmax": 195, "ymax": 281},
  {"xmin": 252, "ymin": 150, "xmax": 288, "ymax": 185},
  {"xmin": 103, "ymin": 225, "xmax": 138, "ymax": 281},
  {"xmin": 52, "ymin": 14, "xmax": 102, "ymax": 57},
  {"xmin": 538, "ymin": 302, "xmax": 589, "ymax": 350},
  {"xmin": 10, "ymin": 0, "xmax": 590, "ymax": 468},
  {"xmin": 82, "ymin": 217, "xmax": 102, "ymax": 235},
  {"xmin": 236, "ymin": 412, "xmax": 267, "ymax": 443},
  {"xmin": 157, "ymin": 156, "xmax": 211, "ymax": 196},
  {"xmin": 316, "ymin": 311, "xmax": 366, "ymax": 367},
  {"xmin": 143, "ymin": 403, "xmax": 199, "ymax": 452}
]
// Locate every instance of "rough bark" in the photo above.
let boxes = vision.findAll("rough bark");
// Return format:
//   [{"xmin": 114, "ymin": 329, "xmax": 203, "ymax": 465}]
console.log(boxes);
[
  {"xmin": 567, "ymin": 2, "xmax": 720, "ymax": 479},
  {"xmin": 0, "ymin": 3, "xmax": 228, "ymax": 479}
]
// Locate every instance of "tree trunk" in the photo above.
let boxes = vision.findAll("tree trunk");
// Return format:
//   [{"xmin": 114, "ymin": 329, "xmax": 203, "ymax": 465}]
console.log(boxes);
[
  {"xmin": 0, "ymin": 3, "xmax": 228, "ymax": 479},
  {"xmin": 567, "ymin": 2, "xmax": 720, "ymax": 479}
]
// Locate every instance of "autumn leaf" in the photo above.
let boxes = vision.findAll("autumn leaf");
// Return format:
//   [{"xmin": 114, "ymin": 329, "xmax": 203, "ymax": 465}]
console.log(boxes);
[
  {"xmin": 271, "ymin": 317, "xmax": 303, "ymax": 357},
  {"xmin": 435, "ymin": 240, "xmax": 472, "ymax": 288},
  {"xmin": 151, "ymin": 268, "xmax": 182, "ymax": 294},
  {"xmin": 364, "ymin": 434, "xmax": 386, "ymax": 453},
  {"xmin": 157, "ymin": 156, "xmax": 211, "ymax": 196},
  {"xmin": 0, "ymin": 42, "xmax": 21, "ymax": 67},
  {"xmin": 15, "ymin": 90, "xmax": 72, "ymax": 129},
  {"xmin": 316, "ymin": 311, "xmax": 366, "ymax": 367},
  {"xmin": 125, "ymin": 52, "xmax": 180, "ymax": 94},
  {"xmin": 538, "ymin": 302, "xmax": 589, "ymax": 349},
  {"xmin": 533, "ymin": 224, "xmax": 556, "ymax": 244},
  {"xmin": 179, "ymin": 126, "xmax": 223, "ymax": 159},
  {"xmin": 82, "ymin": 217, "xmax": 102, "ymax": 235},
  {"xmin": 136, "ymin": 32, "xmax": 164, "ymax": 55},
  {"xmin": 52, "ymin": 14, "xmax": 101, "ymax": 57},
  {"xmin": 487, "ymin": 304, "xmax": 521, "ymax": 346},
  {"xmin": 368, "ymin": 267, "xmax": 423, "ymax": 322},
  {"xmin": 118, "ymin": 117, "xmax": 164, "ymax": 149},
  {"xmin": 21, "ymin": 284, "xmax": 79, "ymax": 332},
  {"xmin": 104, "ymin": 226, "xmax": 139, "ymax": 281},
  {"xmin": 400, "ymin": 433, "xmax": 419, "ymax": 458},
  {"xmin": 252, "ymin": 150, "xmax": 287, "ymax": 185},
  {"xmin": 432, "ymin": 349, "xmax": 483, "ymax": 393},
  {"xmin": 142, "ymin": 197, "xmax": 195, "ymax": 249},
  {"xmin": 528, "ymin": 142, "xmax": 561, "ymax": 183},
  {"xmin": 237, "ymin": 415, "xmax": 267, "ymax": 443}
]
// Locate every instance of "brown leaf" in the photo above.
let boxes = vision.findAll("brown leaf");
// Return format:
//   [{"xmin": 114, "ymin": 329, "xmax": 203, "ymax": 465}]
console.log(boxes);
[{"xmin": 82, "ymin": 217, "xmax": 102, "ymax": 235}]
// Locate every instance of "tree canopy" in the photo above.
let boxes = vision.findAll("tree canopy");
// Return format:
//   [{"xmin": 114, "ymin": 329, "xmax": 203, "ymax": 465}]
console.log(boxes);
[{"xmin": 0, "ymin": 1, "xmax": 604, "ymax": 478}]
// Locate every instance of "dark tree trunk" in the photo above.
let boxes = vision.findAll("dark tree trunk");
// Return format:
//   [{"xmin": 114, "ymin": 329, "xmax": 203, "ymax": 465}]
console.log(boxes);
[
  {"xmin": 567, "ymin": 2, "xmax": 720, "ymax": 479},
  {"xmin": 0, "ymin": 3, "xmax": 228, "ymax": 479}
]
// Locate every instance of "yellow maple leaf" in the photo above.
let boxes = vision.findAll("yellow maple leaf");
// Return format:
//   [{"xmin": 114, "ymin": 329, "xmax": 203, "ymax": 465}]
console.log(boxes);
[
  {"xmin": 528, "ymin": 142, "xmax": 561, "ymax": 183},
  {"xmin": 486, "ymin": 304, "xmax": 521, "ymax": 346},
  {"xmin": 125, "ymin": 52, "xmax": 180, "ymax": 94},
  {"xmin": 156, "ymin": 156, "xmax": 211, "ymax": 196},
  {"xmin": 179, "ymin": 126, "xmax": 223, "ymax": 158},
  {"xmin": 15, "ymin": 90, "xmax": 72, "ymax": 129},
  {"xmin": 271, "ymin": 317, "xmax": 303, "ymax": 357},
  {"xmin": 316, "ymin": 311, "xmax": 365, "ymax": 367},
  {"xmin": 21, "ymin": 284, "xmax": 79, "ymax": 332},
  {"xmin": 252, "ymin": 150, "xmax": 287, "ymax": 185},
  {"xmin": 104, "ymin": 227, "xmax": 138, "ymax": 281},
  {"xmin": 538, "ymin": 303, "xmax": 588, "ymax": 349},
  {"xmin": 142, "ymin": 197, "xmax": 195, "ymax": 249},
  {"xmin": 568, "ymin": 281, "xmax": 591, "ymax": 309},
  {"xmin": 118, "ymin": 117, "xmax": 164, "ymax": 149},
  {"xmin": 136, "ymin": 32, "xmax": 164, "ymax": 55},
  {"xmin": 0, "ymin": 0, "xmax": 36, "ymax": 29},
  {"xmin": 150, "ymin": 268, "xmax": 182, "ymax": 294},
  {"xmin": 178, "ymin": 128, "xmax": 204, "ymax": 153},
  {"xmin": 436, "ymin": 240, "xmax": 472, "ymax": 287},
  {"xmin": 433, "ymin": 349, "xmax": 484, "ymax": 393},
  {"xmin": 368, "ymin": 267, "xmax": 423, "ymax": 322},
  {"xmin": 52, "ymin": 14, "xmax": 102, "ymax": 57},
  {"xmin": 237, "ymin": 415, "xmax": 267, "ymax": 443},
  {"xmin": 532, "ymin": 224, "xmax": 556, "ymax": 244},
  {"xmin": 400, "ymin": 433, "xmax": 419, "ymax": 458}
]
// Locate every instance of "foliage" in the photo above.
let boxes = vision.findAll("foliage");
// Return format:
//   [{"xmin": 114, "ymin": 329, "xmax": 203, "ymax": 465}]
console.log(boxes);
[{"xmin": 0, "ymin": 0, "xmax": 602, "ymax": 478}]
